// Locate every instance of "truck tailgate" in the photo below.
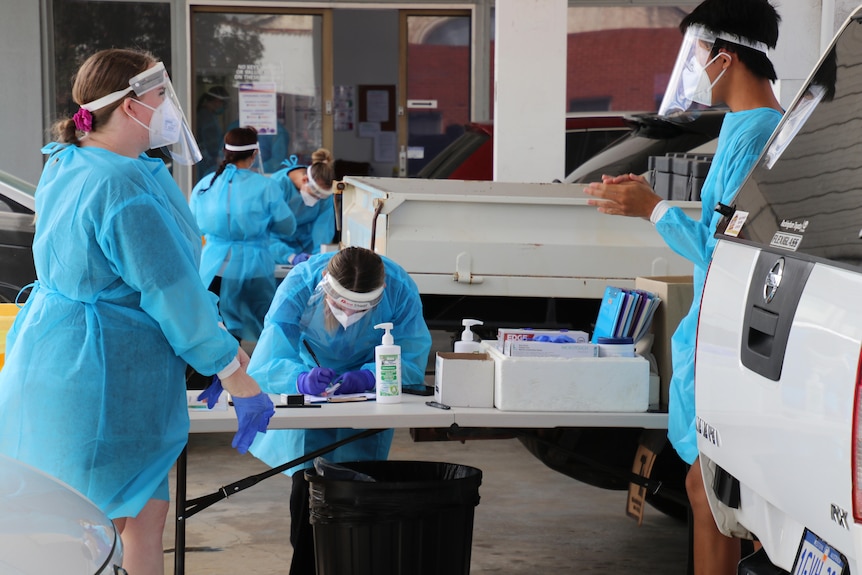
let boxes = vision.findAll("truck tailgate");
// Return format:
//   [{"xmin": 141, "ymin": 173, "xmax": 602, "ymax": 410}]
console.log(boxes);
[{"xmin": 696, "ymin": 240, "xmax": 862, "ymax": 571}]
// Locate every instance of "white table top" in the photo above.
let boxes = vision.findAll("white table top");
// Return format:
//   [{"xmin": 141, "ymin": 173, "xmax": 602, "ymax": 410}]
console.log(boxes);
[{"xmin": 189, "ymin": 394, "xmax": 668, "ymax": 433}]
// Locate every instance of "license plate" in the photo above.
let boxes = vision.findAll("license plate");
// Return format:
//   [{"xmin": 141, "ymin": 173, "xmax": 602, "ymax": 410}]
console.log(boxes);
[{"xmin": 791, "ymin": 529, "xmax": 846, "ymax": 575}]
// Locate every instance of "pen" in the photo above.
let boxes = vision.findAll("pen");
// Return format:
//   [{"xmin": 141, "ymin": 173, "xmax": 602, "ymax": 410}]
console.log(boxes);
[
  {"xmin": 276, "ymin": 404, "xmax": 322, "ymax": 408},
  {"xmin": 303, "ymin": 340, "xmax": 321, "ymax": 367},
  {"xmin": 425, "ymin": 400, "xmax": 451, "ymax": 410},
  {"xmin": 323, "ymin": 382, "xmax": 341, "ymax": 397}
]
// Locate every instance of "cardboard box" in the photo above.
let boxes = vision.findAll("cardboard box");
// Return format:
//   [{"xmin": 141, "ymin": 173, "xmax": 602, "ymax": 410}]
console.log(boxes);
[
  {"xmin": 497, "ymin": 328, "xmax": 589, "ymax": 343},
  {"xmin": 485, "ymin": 344, "xmax": 650, "ymax": 412},
  {"xmin": 435, "ymin": 352, "xmax": 495, "ymax": 408},
  {"xmin": 505, "ymin": 341, "xmax": 598, "ymax": 358},
  {"xmin": 634, "ymin": 276, "xmax": 694, "ymax": 410}
]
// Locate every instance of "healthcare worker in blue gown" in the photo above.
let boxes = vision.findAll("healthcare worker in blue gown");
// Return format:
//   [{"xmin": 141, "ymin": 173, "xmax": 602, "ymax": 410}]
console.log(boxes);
[
  {"xmin": 190, "ymin": 126, "xmax": 297, "ymax": 343},
  {"xmin": 247, "ymin": 246, "xmax": 432, "ymax": 575},
  {"xmin": 269, "ymin": 149, "xmax": 337, "ymax": 266},
  {"xmin": 0, "ymin": 49, "xmax": 274, "ymax": 575},
  {"xmin": 584, "ymin": 1, "xmax": 783, "ymax": 573}
]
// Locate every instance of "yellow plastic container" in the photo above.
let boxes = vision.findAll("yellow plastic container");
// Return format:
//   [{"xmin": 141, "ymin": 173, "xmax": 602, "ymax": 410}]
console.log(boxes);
[{"xmin": 0, "ymin": 303, "xmax": 21, "ymax": 369}]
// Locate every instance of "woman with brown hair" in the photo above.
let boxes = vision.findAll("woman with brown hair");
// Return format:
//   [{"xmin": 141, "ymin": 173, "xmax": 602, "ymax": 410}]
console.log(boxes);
[
  {"xmin": 0, "ymin": 48, "xmax": 274, "ymax": 574},
  {"xmin": 270, "ymin": 148, "xmax": 337, "ymax": 265}
]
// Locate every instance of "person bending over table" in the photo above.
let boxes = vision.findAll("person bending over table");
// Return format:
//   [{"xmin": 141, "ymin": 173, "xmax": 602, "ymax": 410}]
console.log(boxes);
[{"xmin": 246, "ymin": 246, "xmax": 432, "ymax": 575}]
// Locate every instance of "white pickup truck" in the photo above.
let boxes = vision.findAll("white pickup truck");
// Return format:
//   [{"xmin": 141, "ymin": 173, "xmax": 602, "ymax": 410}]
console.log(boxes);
[
  {"xmin": 336, "ymin": 175, "xmax": 701, "ymax": 518},
  {"xmin": 696, "ymin": 10, "xmax": 859, "ymax": 575}
]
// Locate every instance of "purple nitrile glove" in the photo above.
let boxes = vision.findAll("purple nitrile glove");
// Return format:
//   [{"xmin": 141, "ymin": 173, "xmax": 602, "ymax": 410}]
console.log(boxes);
[
  {"xmin": 196, "ymin": 375, "xmax": 224, "ymax": 409},
  {"xmin": 334, "ymin": 369, "xmax": 376, "ymax": 394},
  {"xmin": 296, "ymin": 367, "xmax": 338, "ymax": 395},
  {"xmin": 292, "ymin": 252, "xmax": 311, "ymax": 264},
  {"xmin": 231, "ymin": 393, "xmax": 275, "ymax": 454}
]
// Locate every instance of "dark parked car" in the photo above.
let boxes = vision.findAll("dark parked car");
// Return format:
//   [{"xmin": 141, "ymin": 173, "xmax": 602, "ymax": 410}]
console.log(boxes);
[
  {"xmin": 565, "ymin": 108, "xmax": 726, "ymax": 183},
  {"xmin": 417, "ymin": 113, "xmax": 636, "ymax": 180},
  {"xmin": 0, "ymin": 170, "xmax": 36, "ymax": 303}
]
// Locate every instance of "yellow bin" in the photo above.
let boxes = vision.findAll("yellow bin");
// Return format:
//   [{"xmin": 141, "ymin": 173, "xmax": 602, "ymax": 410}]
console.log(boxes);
[{"xmin": 0, "ymin": 303, "xmax": 21, "ymax": 370}]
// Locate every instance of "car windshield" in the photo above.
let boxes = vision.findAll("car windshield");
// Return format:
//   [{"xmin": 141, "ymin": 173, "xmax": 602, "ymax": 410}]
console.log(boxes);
[
  {"xmin": 417, "ymin": 125, "xmax": 491, "ymax": 179},
  {"xmin": 715, "ymin": 26, "xmax": 854, "ymax": 268},
  {"xmin": 565, "ymin": 110, "xmax": 725, "ymax": 183}
]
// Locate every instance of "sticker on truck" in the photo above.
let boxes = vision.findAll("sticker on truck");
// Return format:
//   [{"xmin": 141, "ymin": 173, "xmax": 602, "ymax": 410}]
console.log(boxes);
[{"xmin": 770, "ymin": 231, "xmax": 802, "ymax": 251}]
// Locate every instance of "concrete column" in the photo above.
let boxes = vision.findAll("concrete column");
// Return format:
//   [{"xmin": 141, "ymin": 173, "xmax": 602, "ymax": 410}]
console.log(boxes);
[
  {"xmin": 493, "ymin": 0, "xmax": 567, "ymax": 182},
  {"xmin": 771, "ymin": 2, "xmax": 823, "ymax": 108}
]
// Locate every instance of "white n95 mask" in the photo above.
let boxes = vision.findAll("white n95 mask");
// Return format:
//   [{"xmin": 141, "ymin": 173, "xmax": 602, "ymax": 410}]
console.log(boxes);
[
  {"xmin": 128, "ymin": 98, "xmax": 182, "ymax": 149},
  {"xmin": 326, "ymin": 299, "xmax": 368, "ymax": 329},
  {"xmin": 689, "ymin": 54, "xmax": 728, "ymax": 107},
  {"xmin": 300, "ymin": 186, "xmax": 320, "ymax": 207}
]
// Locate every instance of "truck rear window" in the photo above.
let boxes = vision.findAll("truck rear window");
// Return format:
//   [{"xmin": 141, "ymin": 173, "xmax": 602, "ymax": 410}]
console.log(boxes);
[{"xmin": 716, "ymin": 19, "xmax": 862, "ymax": 269}]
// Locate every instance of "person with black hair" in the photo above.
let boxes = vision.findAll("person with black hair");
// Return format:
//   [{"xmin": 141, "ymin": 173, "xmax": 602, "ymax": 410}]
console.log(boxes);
[
  {"xmin": 190, "ymin": 126, "xmax": 297, "ymax": 343},
  {"xmin": 585, "ymin": 1, "xmax": 783, "ymax": 573}
]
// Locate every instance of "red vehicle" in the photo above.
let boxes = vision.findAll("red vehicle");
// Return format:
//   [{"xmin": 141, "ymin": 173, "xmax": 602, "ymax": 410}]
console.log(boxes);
[{"xmin": 416, "ymin": 113, "xmax": 635, "ymax": 180}]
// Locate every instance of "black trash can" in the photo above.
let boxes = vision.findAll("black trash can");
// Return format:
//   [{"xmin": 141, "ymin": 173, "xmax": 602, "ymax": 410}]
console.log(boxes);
[{"xmin": 306, "ymin": 460, "xmax": 482, "ymax": 575}]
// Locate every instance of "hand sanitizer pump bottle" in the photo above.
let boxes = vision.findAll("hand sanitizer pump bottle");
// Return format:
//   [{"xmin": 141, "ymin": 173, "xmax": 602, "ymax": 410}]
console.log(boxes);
[
  {"xmin": 374, "ymin": 322, "xmax": 402, "ymax": 403},
  {"xmin": 454, "ymin": 319, "xmax": 483, "ymax": 353}
]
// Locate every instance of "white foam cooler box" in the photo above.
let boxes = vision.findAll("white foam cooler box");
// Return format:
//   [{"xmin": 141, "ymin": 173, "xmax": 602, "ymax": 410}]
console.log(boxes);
[{"xmin": 483, "ymin": 343, "xmax": 650, "ymax": 412}]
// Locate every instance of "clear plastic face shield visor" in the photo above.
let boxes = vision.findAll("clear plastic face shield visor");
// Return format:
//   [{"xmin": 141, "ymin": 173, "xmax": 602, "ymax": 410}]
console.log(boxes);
[
  {"xmin": 320, "ymin": 272, "xmax": 384, "ymax": 329},
  {"xmin": 300, "ymin": 167, "xmax": 333, "ymax": 207},
  {"xmin": 658, "ymin": 25, "xmax": 769, "ymax": 117},
  {"xmin": 224, "ymin": 142, "xmax": 263, "ymax": 174},
  {"xmin": 82, "ymin": 62, "xmax": 202, "ymax": 165}
]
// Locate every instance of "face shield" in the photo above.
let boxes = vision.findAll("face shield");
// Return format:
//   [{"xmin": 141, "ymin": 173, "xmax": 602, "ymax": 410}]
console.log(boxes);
[
  {"xmin": 321, "ymin": 272, "xmax": 383, "ymax": 329},
  {"xmin": 300, "ymin": 167, "xmax": 334, "ymax": 206},
  {"xmin": 82, "ymin": 62, "xmax": 202, "ymax": 165},
  {"xmin": 658, "ymin": 25, "xmax": 769, "ymax": 117},
  {"xmin": 225, "ymin": 142, "xmax": 263, "ymax": 174}
]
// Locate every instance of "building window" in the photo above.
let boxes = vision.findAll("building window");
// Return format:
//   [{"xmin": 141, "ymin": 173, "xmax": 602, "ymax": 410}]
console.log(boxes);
[{"xmin": 51, "ymin": 1, "xmax": 172, "ymax": 122}]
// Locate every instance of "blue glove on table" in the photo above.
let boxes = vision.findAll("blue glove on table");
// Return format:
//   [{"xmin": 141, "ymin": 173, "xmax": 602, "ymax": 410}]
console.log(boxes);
[
  {"xmin": 334, "ymin": 369, "xmax": 376, "ymax": 394},
  {"xmin": 532, "ymin": 335, "xmax": 576, "ymax": 343},
  {"xmin": 297, "ymin": 367, "xmax": 338, "ymax": 395},
  {"xmin": 197, "ymin": 375, "xmax": 224, "ymax": 408},
  {"xmin": 292, "ymin": 252, "xmax": 311, "ymax": 264},
  {"xmin": 231, "ymin": 393, "xmax": 275, "ymax": 454}
]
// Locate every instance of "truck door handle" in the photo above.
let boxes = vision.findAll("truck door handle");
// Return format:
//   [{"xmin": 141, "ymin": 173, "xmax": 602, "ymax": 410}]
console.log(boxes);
[
  {"xmin": 453, "ymin": 252, "xmax": 484, "ymax": 285},
  {"xmin": 747, "ymin": 306, "xmax": 778, "ymax": 358}
]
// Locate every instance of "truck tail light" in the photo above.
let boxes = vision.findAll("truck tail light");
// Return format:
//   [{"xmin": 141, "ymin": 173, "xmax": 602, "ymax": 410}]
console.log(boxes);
[{"xmin": 852, "ymin": 349, "xmax": 862, "ymax": 522}]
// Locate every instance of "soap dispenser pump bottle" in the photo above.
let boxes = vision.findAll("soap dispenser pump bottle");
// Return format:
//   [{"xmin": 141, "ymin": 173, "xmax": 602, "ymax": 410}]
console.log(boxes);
[
  {"xmin": 454, "ymin": 318, "xmax": 483, "ymax": 353},
  {"xmin": 374, "ymin": 322, "xmax": 402, "ymax": 403}
]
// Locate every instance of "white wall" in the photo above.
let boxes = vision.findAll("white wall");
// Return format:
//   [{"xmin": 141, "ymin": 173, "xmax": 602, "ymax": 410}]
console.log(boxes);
[{"xmin": 1, "ymin": 2, "xmax": 45, "ymax": 186}]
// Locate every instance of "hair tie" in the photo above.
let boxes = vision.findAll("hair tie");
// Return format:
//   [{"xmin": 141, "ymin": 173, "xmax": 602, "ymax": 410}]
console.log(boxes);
[{"xmin": 72, "ymin": 108, "xmax": 93, "ymax": 133}]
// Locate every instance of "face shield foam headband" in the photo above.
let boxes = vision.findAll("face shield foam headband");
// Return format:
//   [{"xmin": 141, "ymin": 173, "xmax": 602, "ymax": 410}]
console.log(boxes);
[
  {"xmin": 81, "ymin": 62, "xmax": 202, "ymax": 165},
  {"xmin": 657, "ymin": 25, "xmax": 770, "ymax": 117},
  {"xmin": 225, "ymin": 142, "xmax": 263, "ymax": 173},
  {"xmin": 321, "ymin": 272, "xmax": 384, "ymax": 312}
]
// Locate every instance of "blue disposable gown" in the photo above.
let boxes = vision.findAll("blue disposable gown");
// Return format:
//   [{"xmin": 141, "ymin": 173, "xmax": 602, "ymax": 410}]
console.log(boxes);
[
  {"xmin": 269, "ymin": 166, "xmax": 336, "ymax": 264},
  {"xmin": 661, "ymin": 108, "xmax": 782, "ymax": 464},
  {"xmin": 247, "ymin": 252, "xmax": 432, "ymax": 475},
  {"xmin": 190, "ymin": 165, "xmax": 297, "ymax": 341},
  {"xmin": 0, "ymin": 144, "xmax": 239, "ymax": 519}
]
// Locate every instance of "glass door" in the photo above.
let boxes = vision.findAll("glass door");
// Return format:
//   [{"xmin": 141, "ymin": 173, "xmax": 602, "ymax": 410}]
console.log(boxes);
[
  {"xmin": 400, "ymin": 11, "xmax": 471, "ymax": 177},
  {"xmin": 191, "ymin": 8, "xmax": 332, "ymax": 182}
]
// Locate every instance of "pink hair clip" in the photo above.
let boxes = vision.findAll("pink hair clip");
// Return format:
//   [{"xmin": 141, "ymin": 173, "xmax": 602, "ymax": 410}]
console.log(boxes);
[{"xmin": 72, "ymin": 108, "xmax": 93, "ymax": 133}]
